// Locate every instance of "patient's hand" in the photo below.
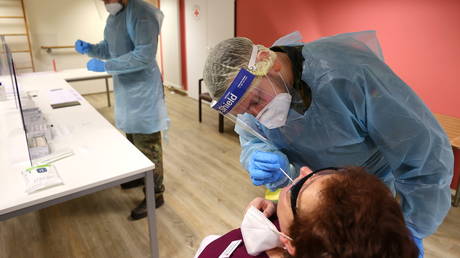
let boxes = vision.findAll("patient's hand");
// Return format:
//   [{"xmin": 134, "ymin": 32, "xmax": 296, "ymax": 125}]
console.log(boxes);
[{"xmin": 246, "ymin": 197, "xmax": 276, "ymax": 217}]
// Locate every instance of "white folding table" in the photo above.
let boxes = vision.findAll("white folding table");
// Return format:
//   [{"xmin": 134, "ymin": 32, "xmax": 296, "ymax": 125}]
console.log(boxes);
[{"xmin": 0, "ymin": 72, "xmax": 159, "ymax": 257}]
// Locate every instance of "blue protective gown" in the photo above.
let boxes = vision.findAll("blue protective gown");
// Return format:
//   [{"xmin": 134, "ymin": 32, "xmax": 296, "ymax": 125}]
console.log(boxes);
[
  {"xmin": 236, "ymin": 31, "xmax": 453, "ymax": 238},
  {"xmin": 88, "ymin": 0, "xmax": 168, "ymax": 134}
]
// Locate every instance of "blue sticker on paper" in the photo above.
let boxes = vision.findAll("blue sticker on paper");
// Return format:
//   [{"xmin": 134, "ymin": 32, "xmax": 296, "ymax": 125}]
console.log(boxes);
[
  {"xmin": 212, "ymin": 69, "xmax": 255, "ymax": 114},
  {"xmin": 37, "ymin": 168, "xmax": 48, "ymax": 173}
]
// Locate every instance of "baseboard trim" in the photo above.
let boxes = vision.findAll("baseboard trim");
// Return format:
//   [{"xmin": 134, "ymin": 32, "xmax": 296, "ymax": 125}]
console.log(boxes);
[{"xmin": 165, "ymin": 84, "xmax": 187, "ymax": 96}]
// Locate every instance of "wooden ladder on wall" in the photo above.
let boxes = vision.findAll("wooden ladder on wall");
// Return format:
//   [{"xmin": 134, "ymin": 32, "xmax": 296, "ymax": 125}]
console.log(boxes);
[{"xmin": 0, "ymin": 0, "xmax": 35, "ymax": 72}]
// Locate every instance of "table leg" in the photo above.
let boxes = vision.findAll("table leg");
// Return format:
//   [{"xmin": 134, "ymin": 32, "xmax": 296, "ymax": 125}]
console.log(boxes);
[
  {"xmin": 219, "ymin": 114, "xmax": 224, "ymax": 133},
  {"xmin": 145, "ymin": 170, "xmax": 159, "ymax": 258},
  {"xmin": 105, "ymin": 78, "xmax": 111, "ymax": 107},
  {"xmin": 452, "ymin": 146, "xmax": 460, "ymax": 207},
  {"xmin": 454, "ymin": 188, "xmax": 460, "ymax": 207}
]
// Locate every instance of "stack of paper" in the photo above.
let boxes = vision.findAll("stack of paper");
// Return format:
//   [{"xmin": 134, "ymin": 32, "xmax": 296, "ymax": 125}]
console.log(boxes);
[{"xmin": 48, "ymin": 88, "xmax": 81, "ymax": 109}]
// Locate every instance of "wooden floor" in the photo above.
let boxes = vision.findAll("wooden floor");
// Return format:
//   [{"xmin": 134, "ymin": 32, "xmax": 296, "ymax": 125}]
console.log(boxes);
[{"xmin": 1, "ymin": 90, "xmax": 459, "ymax": 258}]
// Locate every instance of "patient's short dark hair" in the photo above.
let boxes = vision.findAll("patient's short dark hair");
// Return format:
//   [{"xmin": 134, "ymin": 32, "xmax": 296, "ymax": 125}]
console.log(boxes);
[{"xmin": 289, "ymin": 167, "xmax": 418, "ymax": 258}]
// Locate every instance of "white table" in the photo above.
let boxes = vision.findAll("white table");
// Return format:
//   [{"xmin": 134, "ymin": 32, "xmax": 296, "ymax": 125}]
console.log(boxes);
[
  {"xmin": 0, "ymin": 72, "xmax": 159, "ymax": 257},
  {"xmin": 58, "ymin": 68, "xmax": 112, "ymax": 107}
]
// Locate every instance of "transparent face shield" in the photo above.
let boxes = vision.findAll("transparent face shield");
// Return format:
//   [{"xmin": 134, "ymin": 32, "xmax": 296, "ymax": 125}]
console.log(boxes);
[
  {"xmin": 211, "ymin": 46, "xmax": 295, "ymax": 184},
  {"xmin": 208, "ymin": 34, "xmax": 317, "ymax": 188},
  {"xmin": 211, "ymin": 46, "xmax": 293, "ymax": 126}
]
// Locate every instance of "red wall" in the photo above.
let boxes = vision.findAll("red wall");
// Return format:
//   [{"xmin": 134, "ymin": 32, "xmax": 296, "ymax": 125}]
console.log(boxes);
[
  {"xmin": 236, "ymin": 0, "xmax": 460, "ymax": 118},
  {"xmin": 236, "ymin": 0, "xmax": 321, "ymax": 45}
]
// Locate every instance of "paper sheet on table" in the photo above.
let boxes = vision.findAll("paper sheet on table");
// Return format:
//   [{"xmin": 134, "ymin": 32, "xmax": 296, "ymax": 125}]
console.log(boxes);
[{"xmin": 47, "ymin": 88, "xmax": 82, "ymax": 108}]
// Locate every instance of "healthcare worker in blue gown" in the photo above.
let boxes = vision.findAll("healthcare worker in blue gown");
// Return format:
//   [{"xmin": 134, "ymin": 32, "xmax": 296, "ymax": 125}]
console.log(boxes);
[
  {"xmin": 74, "ymin": 0, "xmax": 169, "ymax": 220},
  {"xmin": 202, "ymin": 31, "xmax": 453, "ymax": 257}
]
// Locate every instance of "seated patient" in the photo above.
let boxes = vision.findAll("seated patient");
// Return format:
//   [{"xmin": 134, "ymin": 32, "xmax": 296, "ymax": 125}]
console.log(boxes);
[{"xmin": 195, "ymin": 167, "xmax": 419, "ymax": 258}]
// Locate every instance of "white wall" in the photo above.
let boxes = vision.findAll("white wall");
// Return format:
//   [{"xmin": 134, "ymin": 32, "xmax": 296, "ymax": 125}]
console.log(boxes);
[
  {"xmin": 2, "ymin": 0, "xmax": 162, "ymax": 95},
  {"xmin": 25, "ymin": 0, "xmax": 108, "ymax": 72},
  {"xmin": 23, "ymin": 0, "xmax": 112, "ymax": 94},
  {"xmin": 0, "ymin": 0, "xmax": 33, "ymax": 71},
  {"xmin": 3, "ymin": 0, "xmax": 231, "ymax": 98},
  {"xmin": 160, "ymin": 0, "xmax": 182, "ymax": 89},
  {"xmin": 185, "ymin": 0, "xmax": 234, "ymax": 99}
]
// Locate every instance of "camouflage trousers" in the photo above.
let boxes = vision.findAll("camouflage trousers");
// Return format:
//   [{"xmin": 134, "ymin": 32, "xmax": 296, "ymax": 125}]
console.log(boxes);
[{"xmin": 126, "ymin": 131, "xmax": 164, "ymax": 198}]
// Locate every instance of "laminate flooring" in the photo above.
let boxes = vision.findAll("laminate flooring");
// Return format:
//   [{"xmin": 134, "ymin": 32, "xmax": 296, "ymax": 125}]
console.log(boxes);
[{"xmin": 0, "ymin": 90, "xmax": 459, "ymax": 258}]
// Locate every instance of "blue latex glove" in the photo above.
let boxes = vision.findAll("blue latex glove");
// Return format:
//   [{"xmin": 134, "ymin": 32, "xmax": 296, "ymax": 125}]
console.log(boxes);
[
  {"xmin": 408, "ymin": 226, "xmax": 424, "ymax": 258},
  {"xmin": 248, "ymin": 151, "xmax": 287, "ymax": 186},
  {"xmin": 75, "ymin": 40, "xmax": 90, "ymax": 54},
  {"xmin": 87, "ymin": 58, "xmax": 106, "ymax": 72}
]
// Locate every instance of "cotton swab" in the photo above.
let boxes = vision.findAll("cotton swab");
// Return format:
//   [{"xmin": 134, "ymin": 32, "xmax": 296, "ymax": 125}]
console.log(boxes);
[{"xmin": 279, "ymin": 167, "xmax": 294, "ymax": 183}]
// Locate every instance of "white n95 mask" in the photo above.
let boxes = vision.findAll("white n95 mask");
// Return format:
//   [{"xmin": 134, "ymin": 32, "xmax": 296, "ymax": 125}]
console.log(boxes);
[
  {"xmin": 105, "ymin": 3, "xmax": 123, "ymax": 15},
  {"xmin": 256, "ymin": 93, "xmax": 292, "ymax": 129},
  {"xmin": 241, "ymin": 206, "xmax": 291, "ymax": 256}
]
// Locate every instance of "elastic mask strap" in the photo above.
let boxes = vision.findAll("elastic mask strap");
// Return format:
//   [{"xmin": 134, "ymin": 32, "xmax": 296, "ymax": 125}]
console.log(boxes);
[
  {"xmin": 278, "ymin": 72, "xmax": 290, "ymax": 93},
  {"xmin": 248, "ymin": 45, "xmax": 258, "ymax": 72},
  {"xmin": 265, "ymin": 75, "xmax": 278, "ymax": 94}
]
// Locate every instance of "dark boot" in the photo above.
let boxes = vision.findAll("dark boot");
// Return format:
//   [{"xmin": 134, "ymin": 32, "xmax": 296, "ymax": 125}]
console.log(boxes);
[
  {"xmin": 130, "ymin": 196, "xmax": 164, "ymax": 220},
  {"xmin": 121, "ymin": 178, "xmax": 144, "ymax": 189}
]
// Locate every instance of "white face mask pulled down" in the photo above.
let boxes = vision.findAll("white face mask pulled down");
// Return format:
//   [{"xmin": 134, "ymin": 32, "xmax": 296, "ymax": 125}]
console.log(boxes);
[
  {"xmin": 105, "ymin": 3, "xmax": 123, "ymax": 15},
  {"xmin": 241, "ymin": 206, "xmax": 292, "ymax": 256},
  {"xmin": 255, "ymin": 73, "xmax": 292, "ymax": 129}
]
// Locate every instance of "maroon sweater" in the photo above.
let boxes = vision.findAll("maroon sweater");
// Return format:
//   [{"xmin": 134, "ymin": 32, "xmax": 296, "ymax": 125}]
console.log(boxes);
[{"xmin": 198, "ymin": 219, "xmax": 280, "ymax": 258}]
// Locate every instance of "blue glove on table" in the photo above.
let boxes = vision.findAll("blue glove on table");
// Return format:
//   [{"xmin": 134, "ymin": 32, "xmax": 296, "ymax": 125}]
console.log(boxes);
[
  {"xmin": 248, "ymin": 151, "xmax": 288, "ymax": 186},
  {"xmin": 408, "ymin": 226, "xmax": 424, "ymax": 258},
  {"xmin": 87, "ymin": 58, "xmax": 106, "ymax": 72},
  {"xmin": 74, "ymin": 39, "xmax": 90, "ymax": 54}
]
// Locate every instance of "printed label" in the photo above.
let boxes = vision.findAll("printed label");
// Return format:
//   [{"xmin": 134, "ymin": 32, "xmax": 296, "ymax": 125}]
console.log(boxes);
[
  {"xmin": 212, "ymin": 69, "xmax": 255, "ymax": 114},
  {"xmin": 218, "ymin": 240, "xmax": 242, "ymax": 258}
]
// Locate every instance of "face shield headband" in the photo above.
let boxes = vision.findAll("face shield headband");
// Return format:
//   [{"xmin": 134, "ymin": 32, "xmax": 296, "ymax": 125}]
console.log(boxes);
[{"xmin": 211, "ymin": 45, "xmax": 259, "ymax": 115}]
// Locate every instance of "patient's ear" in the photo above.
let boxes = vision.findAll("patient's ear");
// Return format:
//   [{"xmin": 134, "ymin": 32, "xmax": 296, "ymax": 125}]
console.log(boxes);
[{"xmin": 280, "ymin": 236, "xmax": 296, "ymax": 256}]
